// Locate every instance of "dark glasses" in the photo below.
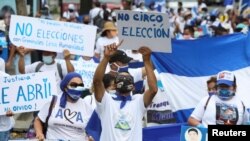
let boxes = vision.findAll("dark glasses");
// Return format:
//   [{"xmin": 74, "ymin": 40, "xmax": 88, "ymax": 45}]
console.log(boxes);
[{"xmin": 69, "ymin": 82, "xmax": 84, "ymax": 88}]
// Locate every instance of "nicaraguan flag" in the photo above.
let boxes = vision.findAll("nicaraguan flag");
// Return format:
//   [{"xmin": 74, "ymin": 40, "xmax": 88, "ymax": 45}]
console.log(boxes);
[{"xmin": 152, "ymin": 32, "xmax": 250, "ymax": 122}]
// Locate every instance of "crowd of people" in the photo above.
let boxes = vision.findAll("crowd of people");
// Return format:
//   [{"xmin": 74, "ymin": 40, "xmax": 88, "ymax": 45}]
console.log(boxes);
[{"xmin": 0, "ymin": 0, "xmax": 250, "ymax": 140}]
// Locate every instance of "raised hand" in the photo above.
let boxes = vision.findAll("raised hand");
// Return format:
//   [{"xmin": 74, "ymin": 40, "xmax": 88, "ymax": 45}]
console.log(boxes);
[
  {"xmin": 16, "ymin": 46, "xmax": 26, "ymax": 57},
  {"xmin": 138, "ymin": 46, "xmax": 152, "ymax": 61},
  {"xmin": 63, "ymin": 49, "xmax": 71, "ymax": 60},
  {"xmin": 104, "ymin": 40, "xmax": 123, "ymax": 58}
]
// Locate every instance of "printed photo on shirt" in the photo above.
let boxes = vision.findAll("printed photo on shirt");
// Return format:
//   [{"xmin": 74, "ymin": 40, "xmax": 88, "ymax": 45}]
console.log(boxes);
[{"xmin": 215, "ymin": 103, "xmax": 238, "ymax": 125}]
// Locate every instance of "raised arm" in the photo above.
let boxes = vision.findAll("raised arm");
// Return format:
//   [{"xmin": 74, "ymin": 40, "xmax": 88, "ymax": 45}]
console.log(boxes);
[
  {"xmin": 93, "ymin": 42, "xmax": 122, "ymax": 102},
  {"xmin": 17, "ymin": 46, "xmax": 26, "ymax": 74},
  {"xmin": 63, "ymin": 49, "xmax": 75, "ymax": 72},
  {"xmin": 139, "ymin": 47, "xmax": 158, "ymax": 107}
]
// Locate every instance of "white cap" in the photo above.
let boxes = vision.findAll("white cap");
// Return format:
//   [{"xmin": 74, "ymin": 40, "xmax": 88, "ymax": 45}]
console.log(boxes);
[
  {"xmin": 68, "ymin": 4, "xmax": 75, "ymax": 10},
  {"xmin": 217, "ymin": 70, "xmax": 235, "ymax": 86}
]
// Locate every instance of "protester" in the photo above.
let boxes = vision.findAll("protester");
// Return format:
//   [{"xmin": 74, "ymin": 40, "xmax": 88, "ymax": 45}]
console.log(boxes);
[
  {"xmin": 84, "ymin": 73, "xmax": 116, "ymax": 110},
  {"xmin": 18, "ymin": 47, "xmax": 75, "ymax": 92},
  {"xmin": 207, "ymin": 76, "xmax": 217, "ymax": 96},
  {"xmin": 34, "ymin": 72, "xmax": 93, "ymax": 140},
  {"xmin": 108, "ymin": 49, "xmax": 146, "ymax": 82},
  {"xmin": 93, "ymin": 42, "xmax": 158, "ymax": 140},
  {"xmin": 0, "ymin": 110, "xmax": 15, "ymax": 141},
  {"xmin": 0, "ymin": 6, "xmax": 16, "ymax": 74},
  {"xmin": 89, "ymin": 1, "xmax": 102, "ymax": 24},
  {"xmin": 94, "ymin": 21, "xmax": 119, "ymax": 60},
  {"xmin": 0, "ymin": 70, "xmax": 15, "ymax": 141},
  {"xmin": 188, "ymin": 70, "xmax": 247, "ymax": 127},
  {"xmin": 63, "ymin": 3, "xmax": 79, "ymax": 21}
]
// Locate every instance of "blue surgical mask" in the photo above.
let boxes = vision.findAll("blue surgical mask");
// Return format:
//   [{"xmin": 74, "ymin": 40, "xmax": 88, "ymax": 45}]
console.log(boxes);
[
  {"xmin": 67, "ymin": 86, "xmax": 85, "ymax": 100},
  {"xmin": 42, "ymin": 55, "xmax": 53, "ymax": 64},
  {"xmin": 217, "ymin": 89, "xmax": 235, "ymax": 100}
]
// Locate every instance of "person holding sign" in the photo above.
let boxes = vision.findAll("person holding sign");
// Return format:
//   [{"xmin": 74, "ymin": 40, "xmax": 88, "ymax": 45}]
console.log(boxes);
[
  {"xmin": 34, "ymin": 72, "xmax": 93, "ymax": 141},
  {"xmin": 0, "ymin": 110, "xmax": 15, "ymax": 141},
  {"xmin": 93, "ymin": 42, "xmax": 158, "ymax": 141},
  {"xmin": 94, "ymin": 21, "xmax": 119, "ymax": 61},
  {"xmin": 188, "ymin": 71, "xmax": 247, "ymax": 127},
  {"xmin": 0, "ymin": 71, "xmax": 15, "ymax": 141},
  {"xmin": 18, "ymin": 47, "xmax": 75, "ymax": 92}
]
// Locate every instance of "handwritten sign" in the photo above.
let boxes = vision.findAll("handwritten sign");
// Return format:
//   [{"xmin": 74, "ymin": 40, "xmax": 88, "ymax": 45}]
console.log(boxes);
[
  {"xmin": 180, "ymin": 125, "xmax": 207, "ymax": 141},
  {"xmin": 9, "ymin": 15, "xmax": 97, "ymax": 56},
  {"xmin": 0, "ymin": 71, "xmax": 57, "ymax": 115},
  {"xmin": 116, "ymin": 10, "xmax": 171, "ymax": 53},
  {"xmin": 56, "ymin": 59, "xmax": 98, "ymax": 88}
]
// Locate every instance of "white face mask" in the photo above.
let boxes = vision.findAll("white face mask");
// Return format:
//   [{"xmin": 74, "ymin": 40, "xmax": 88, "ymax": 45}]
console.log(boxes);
[
  {"xmin": 42, "ymin": 55, "xmax": 53, "ymax": 64},
  {"xmin": 111, "ymin": 63, "xmax": 129, "ymax": 73},
  {"xmin": 107, "ymin": 89, "xmax": 116, "ymax": 94}
]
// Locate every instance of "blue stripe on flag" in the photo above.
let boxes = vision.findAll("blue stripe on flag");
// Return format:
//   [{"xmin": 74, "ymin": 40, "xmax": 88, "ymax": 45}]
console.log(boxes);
[{"xmin": 152, "ymin": 32, "xmax": 250, "ymax": 77}]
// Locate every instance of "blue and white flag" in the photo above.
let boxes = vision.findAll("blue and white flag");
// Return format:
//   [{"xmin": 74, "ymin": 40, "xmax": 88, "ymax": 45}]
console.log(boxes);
[{"xmin": 152, "ymin": 32, "xmax": 250, "ymax": 122}]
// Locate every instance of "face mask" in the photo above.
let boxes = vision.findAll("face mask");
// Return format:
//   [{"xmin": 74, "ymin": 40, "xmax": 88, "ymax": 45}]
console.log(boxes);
[
  {"xmin": 67, "ymin": 86, "xmax": 85, "ymax": 101},
  {"xmin": 42, "ymin": 55, "xmax": 53, "ymax": 64},
  {"xmin": 208, "ymin": 92, "xmax": 215, "ymax": 96},
  {"xmin": 217, "ymin": 88, "xmax": 235, "ymax": 100},
  {"xmin": 115, "ymin": 75, "xmax": 134, "ymax": 94},
  {"xmin": 186, "ymin": 19, "xmax": 192, "ymax": 25},
  {"xmin": 113, "ymin": 63, "xmax": 129, "ymax": 72},
  {"xmin": 107, "ymin": 89, "xmax": 116, "ymax": 94},
  {"xmin": 69, "ymin": 9, "xmax": 74, "ymax": 13}
]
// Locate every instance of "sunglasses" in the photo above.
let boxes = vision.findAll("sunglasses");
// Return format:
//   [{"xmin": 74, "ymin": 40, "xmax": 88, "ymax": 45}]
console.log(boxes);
[{"xmin": 68, "ymin": 82, "xmax": 84, "ymax": 88}]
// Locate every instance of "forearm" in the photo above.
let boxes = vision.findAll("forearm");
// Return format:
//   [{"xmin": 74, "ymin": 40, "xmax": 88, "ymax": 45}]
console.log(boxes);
[
  {"xmin": 7, "ymin": 45, "xmax": 16, "ymax": 63},
  {"xmin": 18, "ymin": 56, "xmax": 25, "ymax": 74},
  {"xmin": 65, "ymin": 59, "xmax": 75, "ymax": 72},
  {"xmin": 144, "ymin": 60, "xmax": 157, "ymax": 94},
  {"xmin": 188, "ymin": 117, "xmax": 201, "ymax": 126},
  {"xmin": 34, "ymin": 117, "xmax": 44, "ymax": 135},
  {"xmin": 93, "ymin": 56, "xmax": 109, "ymax": 102}
]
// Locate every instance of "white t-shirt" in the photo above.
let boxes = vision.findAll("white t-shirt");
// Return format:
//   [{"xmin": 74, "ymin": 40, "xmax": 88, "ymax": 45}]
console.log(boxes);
[
  {"xmin": 0, "ymin": 72, "xmax": 15, "ymax": 132},
  {"xmin": 83, "ymin": 94, "xmax": 96, "ymax": 111},
  {"xmin": 96, "ymin": 92, "xmax": 146, "ymax": 141},
  {"xmin": 63, "ymin": 11, "xmax": 79, "ymax": 20},
  {"xmin": 25, "ymin": 61, "xmax": 68, "ymax": 93},
  {"xmin": 190, "ymin": 95, "xmax": 245, "ymax": 127},
  {"xmin": 89, "ymin": 7, "xmax": 102, "ymax": 24},
  {"xmin": 38, "ymin": 95, "xmax": 93, "ymax": 140},
  {"xmin": 95, "ymin": 36, "xmax": 119, "ymax": 60}
]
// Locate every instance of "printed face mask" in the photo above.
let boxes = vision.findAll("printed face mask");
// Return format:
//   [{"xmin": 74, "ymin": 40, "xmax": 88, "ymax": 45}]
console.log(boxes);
[
  {"xmin": 67, "ymin": 86, "xmax": 85, "ymax": 101},
  {"xmin": 217, "ymin": 88, "xmax": 235, "ymax": 100},
  {"xmin": 115, "ymin": 74, "xmax": 134, "ymax": 94},
  {"xmin": 42, "ymin": 55, "xmax": 53, "ymax": 64}
]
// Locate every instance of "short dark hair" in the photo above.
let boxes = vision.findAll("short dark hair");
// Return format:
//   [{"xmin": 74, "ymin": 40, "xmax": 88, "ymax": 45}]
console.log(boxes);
[
  {"xmin": 103, "ymin": 73, "xmax": 115, "ymax": 89},
  {"xmin": 188, "ymin": 128, "xmax": 198, "ymax": 134},
  {"xmin": 207, "ymin": 77, "xmax": 217, "ymax": 85},
  {"xmin": 0, "ymin": 5, "xmax": 15, "ymax": 19},
  {"xmin": 95, "ymin": 2, "xmax": 101, "ymax": 7}
]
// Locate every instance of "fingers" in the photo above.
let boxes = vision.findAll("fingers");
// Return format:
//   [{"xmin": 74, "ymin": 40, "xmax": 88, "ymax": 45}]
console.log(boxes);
[
  {"xmin": 88, "ymin": 136, "xmax": 94, "ymax": 141},
  {"xmin": 117, "ymin": 39, "xmax": 124, "ymax": 47},
  {"xmin": 36, "ymin": 133, "xmax": 45, "ymax": 141},
  {"xmin": 138, "ymin": 46, "xmax": 151, "ymax": 55},
  {"xmin": 6, "ymin": 110, "xmax": 13, "ymax": 117}
]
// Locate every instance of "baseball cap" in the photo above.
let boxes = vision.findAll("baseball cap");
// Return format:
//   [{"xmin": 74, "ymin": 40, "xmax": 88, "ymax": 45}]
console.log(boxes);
[
  {"xmin": 68, "ymin": 4, "xmax": 75, "ymax": 10},
  {"xmin": 216, "ymin": 71, "xmax": 235, "ymax": 86},
  {"xmin": 109, "ymin": 50, "xmax": 133, "ymax": 64}
]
